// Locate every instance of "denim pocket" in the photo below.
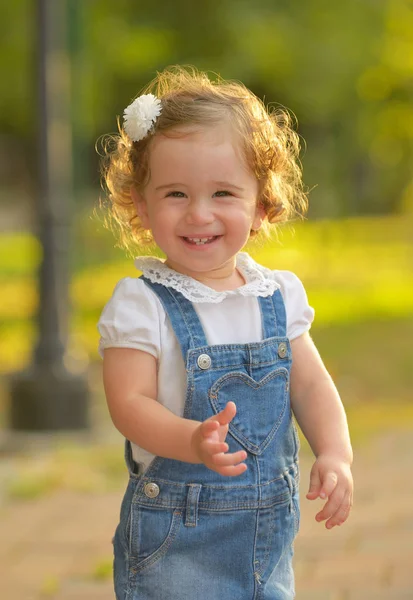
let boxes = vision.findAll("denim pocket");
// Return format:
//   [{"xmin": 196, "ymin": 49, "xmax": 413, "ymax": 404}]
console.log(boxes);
[
  {"xmin": 130, "ymin": 506, "xmax": 182, "ymax": 573},
  {"xmin": 209, "ymin": 367, "xmax": 289, "ymax": 454}
]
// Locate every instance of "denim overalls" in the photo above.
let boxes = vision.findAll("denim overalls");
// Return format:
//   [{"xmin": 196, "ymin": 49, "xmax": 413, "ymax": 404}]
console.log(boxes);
[{"xmin": 113, "ymin": 277, "xmax": 300, "ymax": 600}]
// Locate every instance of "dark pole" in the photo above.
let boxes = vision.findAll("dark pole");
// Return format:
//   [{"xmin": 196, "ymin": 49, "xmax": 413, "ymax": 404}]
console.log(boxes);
[{"xmin": 10, "ymin": 0, "xmax": 89, "ymax": 431}]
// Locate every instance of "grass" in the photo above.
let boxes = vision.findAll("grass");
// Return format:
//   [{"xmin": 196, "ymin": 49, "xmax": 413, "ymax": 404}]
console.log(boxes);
[
  {"xmin": 310, "ymin": 317, "xmax": 413, "ymax": 404},
  {"xmin": 298, "ymin": 400, "xmax": 413, "ymax": 456},
  {"xmin": 345, "ymin": 402, "xmax": 413, "ymax": 444}
]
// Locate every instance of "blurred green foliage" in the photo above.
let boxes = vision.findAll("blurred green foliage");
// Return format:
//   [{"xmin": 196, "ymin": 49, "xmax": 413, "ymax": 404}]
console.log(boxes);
[
  {"xmin": 0, "ymin": 2, "xmax": 412, "ymax": 421},
  {"xmin": 1, "ymin": 0, "xmax": 413, "ymax": 217},
  {"xmin": 1, "ymin": 214, "xmax": 412, "ymax": 406}
]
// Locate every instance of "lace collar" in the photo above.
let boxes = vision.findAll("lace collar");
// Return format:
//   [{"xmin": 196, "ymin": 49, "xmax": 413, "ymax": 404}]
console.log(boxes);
[{"xmin": 133, "ymin": 252, "xmax": 280, "ymax": 304}]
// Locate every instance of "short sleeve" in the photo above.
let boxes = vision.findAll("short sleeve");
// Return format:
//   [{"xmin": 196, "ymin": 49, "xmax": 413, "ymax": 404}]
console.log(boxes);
[
  {"xmin": 271, "ymin": 271, "xmax": 315, "ymax": 340},
  {"xmin": 97, "ymin": 277, "xmax": 161, "ymax": 359}
]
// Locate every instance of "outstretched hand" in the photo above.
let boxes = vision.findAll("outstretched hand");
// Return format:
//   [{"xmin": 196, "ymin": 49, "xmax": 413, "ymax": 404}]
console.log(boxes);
[
  {"xmin": 306, "ymin": 454, "xmax": 353, "ymax": 529},
  {"xmin": 191, "ymin": 401, "xmax": 247, "ymax": 476}
]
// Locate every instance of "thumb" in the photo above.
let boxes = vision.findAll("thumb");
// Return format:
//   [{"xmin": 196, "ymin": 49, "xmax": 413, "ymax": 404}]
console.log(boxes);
[{"xmin": 307, "ymin": 465, "xmax": 322, "ymax": 500}]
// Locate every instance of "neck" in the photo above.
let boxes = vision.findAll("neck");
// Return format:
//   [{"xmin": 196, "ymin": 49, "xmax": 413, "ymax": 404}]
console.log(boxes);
[{"xmin": 164, "ymin": 257, "xmax": 246, "ymax": 291}]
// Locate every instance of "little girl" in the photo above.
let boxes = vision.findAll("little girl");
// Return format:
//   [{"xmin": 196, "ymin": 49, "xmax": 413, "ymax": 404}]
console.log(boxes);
[{"xmin": 98, "ymin": 66, "xmax": 353, "ymax": 600}]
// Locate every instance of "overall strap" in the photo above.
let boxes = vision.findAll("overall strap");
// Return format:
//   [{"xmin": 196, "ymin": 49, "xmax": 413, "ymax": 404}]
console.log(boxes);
[
  {"xmin": 140, "ymin": 276, "xmax": 208, "ymax": 361},
  {"xmin": 258, "ymin": 289, "xmax": 287, "ymax": 339}
]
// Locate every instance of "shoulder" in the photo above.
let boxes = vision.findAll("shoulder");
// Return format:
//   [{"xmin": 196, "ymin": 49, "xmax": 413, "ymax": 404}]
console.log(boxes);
[
  {"xmin": 246, "ymin": 256, "xmax": 315, "ymax": 340},
  {"xmin": 244, "ymin": 254, "xmax": 308, "ymax": 298},
  {"xmin": 267, "ymin": 269, "xmax": 308, "ymax": 300},
  {"xmin": 102, "ymin": 276, "xmax": 161, "ymax": 313},
  {"xmin": 97, "ymin": 277, "xmax": 166, "ymax": 357},
  {"xmin": 98, "ymin": 276, "xmax": 168, "ymax": 329}
]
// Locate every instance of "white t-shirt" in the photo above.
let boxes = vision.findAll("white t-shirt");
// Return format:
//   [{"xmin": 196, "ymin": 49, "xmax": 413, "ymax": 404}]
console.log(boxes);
[{"xmin": 98, "ymin": 252, "xmax": 315, "ymax": 469}]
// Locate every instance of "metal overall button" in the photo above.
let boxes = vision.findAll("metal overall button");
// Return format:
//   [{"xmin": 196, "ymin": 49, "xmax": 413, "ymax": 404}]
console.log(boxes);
[
  {"xmin": 144, "ymin": 482, "xmax": 160, "ymax": 498},
  {"xmin": 197, "ymin": 354, "xmax": 211, "ymax": 370},
  {"xmin": 278, "ymin": 342, "xmax": 288, "ymax": 359}
]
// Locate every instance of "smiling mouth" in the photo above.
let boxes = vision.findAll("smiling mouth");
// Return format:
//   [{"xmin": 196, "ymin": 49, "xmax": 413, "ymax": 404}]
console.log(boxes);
[{"xmin": 182, "ymin": 236, "xmax": 220, "ymax": 245}]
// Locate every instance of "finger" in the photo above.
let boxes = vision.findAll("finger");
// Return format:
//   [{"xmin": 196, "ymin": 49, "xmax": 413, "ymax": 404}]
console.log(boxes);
[
  {"xmin": 212, "ymin": 450, "xmax": 247, "ymax": 467},
  {"xmin": 316, "ymin": 488, "xmax": 345, "ymax": 524},
  {"xmin": 202, "ymin": 441, "xmax": 229, "ymax": 455},
  {"xmin": 213, "ymin": 402, "xmax": 237, "ymax": 426},
  {"xmin": 319, "ymin": 471, "xmax": 339, "ymax": 500},
  {"xmin": 325, "ymin": 491, "xmax": 353, "ymax": 529},
  {"xmin": 216, "ymin": 462, "xmax": 248, "ymax": 477},
  {"xmin": 306, "ymin": 467, "xmax": 322, "ymax": 500},
  {"xmin": 200, "ymin": 419, "xmax": 220, "ymax": 437}
]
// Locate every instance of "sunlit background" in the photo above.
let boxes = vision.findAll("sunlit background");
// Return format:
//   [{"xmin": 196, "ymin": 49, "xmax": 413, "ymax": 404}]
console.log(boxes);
[{"xmin": 0, "ymin": 1, "xmax": 412, "ymax": 599}]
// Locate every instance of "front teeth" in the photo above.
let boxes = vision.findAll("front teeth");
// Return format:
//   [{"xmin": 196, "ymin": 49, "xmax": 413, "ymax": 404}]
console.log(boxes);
[{"xmin": 186, "ymin": 237, "xmax": 215, "ymax": 245}]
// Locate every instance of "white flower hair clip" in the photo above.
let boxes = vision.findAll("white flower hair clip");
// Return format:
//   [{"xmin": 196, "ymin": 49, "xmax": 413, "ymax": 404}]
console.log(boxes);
[{"xmin": 123, "ymin": 93, "xmax": 162, "ymax": 142}]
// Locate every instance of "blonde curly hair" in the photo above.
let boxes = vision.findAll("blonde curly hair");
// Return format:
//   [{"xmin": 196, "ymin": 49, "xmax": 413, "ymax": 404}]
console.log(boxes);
[{"xmin": 99, "ymin": 65, "xmax": 308, "ymax": 253}]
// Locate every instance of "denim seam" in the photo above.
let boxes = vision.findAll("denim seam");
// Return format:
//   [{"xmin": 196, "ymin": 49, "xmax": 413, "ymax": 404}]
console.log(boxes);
[
  {"xmin": 258, "ymin": 505, "xmax": 277, "ymax": 582},
  {"xmin": 125, "ymin": 497, "xmax": 134, "ymax": 558},
  {"xmin": 124, "ymin": 506, "xmax": 134, "ymax": 600},
  {"xmin": 209, "ymin": 368, "xmax": 289, "ymax": 390},
  {"xmin": 253, "ymin": 455, "xmax": 261, "ymax": 591},
  {"xmin": 125, "ymin": 554, "xmax": 134, "ymax": 600},
  {"xmin": 256, "ymin": 383, "xmax": 289, "ymax": 454},
  {"xmin": 292, "ymin": 494, "xmax": 300, "ymax": 535},
  {"xmin": 134, "ymin": 467, "xmax": 298, "ymax": 491},
  {"xmin": 292, "ymin": 417, "xmax": 301, "ymax": 457},
  {"xmin": 187, "ymin": 337, "xmax": 289, "ymax": 353},
  {"xmin": 182, "ymin": 382, "xmax": 195, "ymax": 419},
  {"xmin": 134, "ymin": 493, "xmax": 292, "ymax": 512},
  {"xmin": 189, "ymin": 359, "xmax": 291, "ymax": 373},
  {"xmin": 128, "ymin": 494, "xmax": 136, "ymax": 559}
]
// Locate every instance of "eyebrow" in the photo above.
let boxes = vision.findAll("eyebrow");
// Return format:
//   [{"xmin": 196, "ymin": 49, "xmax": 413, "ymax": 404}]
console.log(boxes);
[
  {"xmin": 155, "ymin": 181, "xmax": 245, "ymax": 192},
  {"xmin": 213, "ymin": 181, "xmax": 245, "ymax": 191},
  {"xmin": 155, "ymin": 183, "xmax": 187, "ymax": 191}
]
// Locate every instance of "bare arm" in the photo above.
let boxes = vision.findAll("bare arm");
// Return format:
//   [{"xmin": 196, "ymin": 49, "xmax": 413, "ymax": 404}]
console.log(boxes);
[
  {"xmin": 103, "ymin": 347, "xmax": 201, "ymax": 462},
  {"xmin": 290, "ymin": 332, "xmax": 354, "ymax": 528},
  {"xmin": 102, "ymin": 347, "xmax": 247, "ymax": 475},
  {"xmin": 290, "ymin": 332, "xmax": 353, "ymax": 464}
]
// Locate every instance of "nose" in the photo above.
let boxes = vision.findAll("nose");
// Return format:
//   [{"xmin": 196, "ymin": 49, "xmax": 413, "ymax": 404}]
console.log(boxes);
[{"xmin": 185, "ymin": 197, "xmax": 214, "ymax": 225}]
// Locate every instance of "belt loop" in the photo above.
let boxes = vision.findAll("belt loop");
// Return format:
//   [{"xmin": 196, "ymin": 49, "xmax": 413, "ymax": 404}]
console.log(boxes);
[{"xmin": 185, "ymin": 484, "xmax": 202, "ymax": 527}]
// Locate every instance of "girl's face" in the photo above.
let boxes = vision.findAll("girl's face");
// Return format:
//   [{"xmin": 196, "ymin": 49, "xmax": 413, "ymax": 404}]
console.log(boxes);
[{"xmin": 132, "ymin": 125, "xmax": 265, "ymax": 284}]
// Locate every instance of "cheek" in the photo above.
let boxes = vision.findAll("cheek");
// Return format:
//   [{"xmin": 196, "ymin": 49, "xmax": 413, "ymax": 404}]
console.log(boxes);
[
  {"xmin": 148, "ymin": 206, "xmax": 179, "ymax": 237},
  {"xmin": 227, "ymin": 204, "xmax": 258, "ymax": 226}
]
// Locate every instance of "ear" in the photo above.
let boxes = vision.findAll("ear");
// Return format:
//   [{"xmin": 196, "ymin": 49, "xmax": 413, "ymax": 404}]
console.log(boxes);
[
  {"xmin": 252, "ymin": 203, "xmax": 266, "ymax": 231},
  {"xmin": 131, "ymin": 186, "xmax": 150, "ymax": 229}
]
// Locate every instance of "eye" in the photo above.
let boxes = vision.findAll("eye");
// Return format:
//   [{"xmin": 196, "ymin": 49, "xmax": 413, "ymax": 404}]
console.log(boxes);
[
  {"xmin": 213, "ymin": 190, "xmax": 233, "ymax": 197},
  {"xmin": 166, "ymin": 191, "xmax": 186, "ymax": 198}
]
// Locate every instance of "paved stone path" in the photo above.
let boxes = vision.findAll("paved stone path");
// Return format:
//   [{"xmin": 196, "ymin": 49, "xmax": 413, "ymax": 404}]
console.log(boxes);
[{"xmin": 0, "ymin": 429, "xmax": 412, "ymax": 600}]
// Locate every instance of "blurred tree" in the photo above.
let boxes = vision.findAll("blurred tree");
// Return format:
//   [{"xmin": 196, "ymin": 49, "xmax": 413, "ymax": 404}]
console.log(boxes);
[
  {"xmin": 0, "ymin": 0, "xmax": 33, "ymax": 137},
  {"xmin": 1, "ymin": 0, "xmax": 412, "ymax": 219},
  {"xmin": 356, "ymin": 0, "xmax": 413, "ymax": 214}
]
